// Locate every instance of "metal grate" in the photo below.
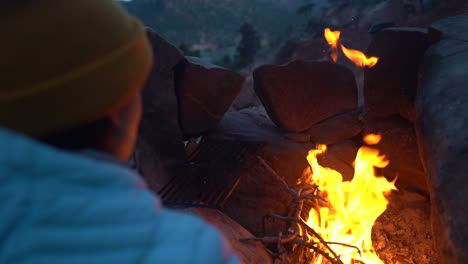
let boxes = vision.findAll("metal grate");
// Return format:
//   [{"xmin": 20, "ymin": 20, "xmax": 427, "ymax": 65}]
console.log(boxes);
[{"xmin": 158, "ymin": 137, "xmax": 257, "ymax": 209}]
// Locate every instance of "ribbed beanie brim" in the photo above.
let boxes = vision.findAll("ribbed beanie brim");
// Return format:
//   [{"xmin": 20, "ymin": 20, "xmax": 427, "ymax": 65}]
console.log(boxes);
[{"xmin": 0, "ymin": 0, "xmax": 153, "ymax": 137}]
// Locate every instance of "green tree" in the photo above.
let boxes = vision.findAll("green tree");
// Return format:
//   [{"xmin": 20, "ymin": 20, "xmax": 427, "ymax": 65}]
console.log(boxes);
[
  {"xmin": 234, "ymin": 23, "xmax": 261, "ymax": 70},
  {"xmin": 296, "ymin": 0, "xmax": 327, "ymax": 38}
]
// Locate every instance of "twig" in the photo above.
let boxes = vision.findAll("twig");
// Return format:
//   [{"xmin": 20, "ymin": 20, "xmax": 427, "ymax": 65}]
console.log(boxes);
[
  {"xmin": 271, "ymin": 248, "xmax": 287, "ymax": 263},
  {"xmin": 327, "ymin": 242, "xmax": 362, "ymax": 257},
  {"xmin": 294, "ymin": 183, "xmax": 319, "ymax": 194},
  {"xmin": 240, "ymin": 227, "xmax": 299, "ymax": 244},
  {"xmin": 257, "ymin": 156, "xmax": 298, "ymax": 197},
  {"xmin": 294, "ymin": 188, "xmax": 305, "ymax": 218},
  {"xmin": 295, "ymin": 199, "xmax": 304, "ymax": 219},
  {"xmin": 296, "ymin": 193, "xmax": 328, "ymax": 203},
  {"xmin": 268, "ymin": 214, "xmax": 344, "ymax": 264},
  {"xmin": 277, "ymin": 231, "xmax": 283, "ymax": 251},
  {"xmin": 287, "ymin": 187, "xmax": 325, "ymax": 219},
  {"xmin": 292, "ymin": 239, "xmax": 343, "ymax": 264},
  {"xmin": 257, "ymin": 156, "xmax": 355, "ymax": 264}
]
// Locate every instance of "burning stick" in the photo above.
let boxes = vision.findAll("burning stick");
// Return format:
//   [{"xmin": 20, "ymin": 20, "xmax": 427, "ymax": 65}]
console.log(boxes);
[
  {"xmin": 297, "ymin": 193, "xmax": 327, "ymax": 202},
  {"xmin": 326, "ymin": 242, "xmax": 362, "ymax": 257},
  {"xmin": 268, "ymin": 214, "xmax": 344, "ymax": 264},
  {"xmin": 257, "ymin": 156, "xmax": 327, "ymax": 202},
  {"xmin": 292, "ymin": 239, "xmax": 344, "ymax": 264},
  {"xmin": 252, "ymin": 155, "xmax": 364, "ymax": 264},
  {"xmin": 294, "ymin": 183, "xmax": 319, "ymax": 194}
]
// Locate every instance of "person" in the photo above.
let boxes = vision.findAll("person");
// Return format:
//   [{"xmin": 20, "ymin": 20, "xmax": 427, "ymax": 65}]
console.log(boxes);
[{"xmin": 0, "ymin": 0, "xmax": 239, "ymax": 263}]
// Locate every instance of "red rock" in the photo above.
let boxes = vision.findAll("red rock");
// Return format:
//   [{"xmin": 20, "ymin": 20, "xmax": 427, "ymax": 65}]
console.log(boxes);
[
  {"xmin": 428, "ymin": 14, "xmax": 468, "ymax": 43},
  {"xmin": 135, "ymin": 28, "xmax": 187, "ymax": 191},
  {"xmin": 362, "ymin": 116, "xmax": 428, "ymax": 195},
  {"xmin": 364, "ymin": 27, "xmax": 429, "ymax": 120},
  {"xmin": 175, "ymin": 56, "xmax": 245, "ymax": 138},
  {"xmin": 183, "ymin": 208, "xmax": 273, "ymax": 264},
  {"xmin": 306, "ymin": 110, "xmax": 363, "ymax": 145},
  {"xmin": 253, "ymin": 60, "xmax": 358, "ymax": 132},
  {"xmin": 415, "ymin": 15, "xmax": 468, "ymax": 264}
]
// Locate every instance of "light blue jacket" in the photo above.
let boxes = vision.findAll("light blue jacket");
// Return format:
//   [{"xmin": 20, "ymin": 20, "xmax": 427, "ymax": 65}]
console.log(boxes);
[{"xmin": 0, "ymin": 129, "xmax": 239, "ymax": 264}]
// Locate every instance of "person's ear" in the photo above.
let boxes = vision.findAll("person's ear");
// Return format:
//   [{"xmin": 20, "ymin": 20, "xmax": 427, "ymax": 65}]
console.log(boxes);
[
  {"xmin": 108, "ymin": 97, "xmax": 137, "ymax": 130},
  {"xmin": 108, "ymin": 108, "xmax": 124, "ymax": 128}
]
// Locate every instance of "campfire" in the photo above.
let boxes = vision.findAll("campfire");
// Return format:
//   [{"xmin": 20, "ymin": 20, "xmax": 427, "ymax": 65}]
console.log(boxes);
[
  {"xmin": 300, "ymin": 134, "xmax": 397, "ymax": 264},
  {"xmin": 249, "ymin": 133, "xmax": 397, "ymax": 264},
  {"xmin": 136, "ymin": 16, "xmax": 466, "ymax": 264},
  {"xmin": 299, "ymin": 32, "xmax": 395, "ymax": 264}
]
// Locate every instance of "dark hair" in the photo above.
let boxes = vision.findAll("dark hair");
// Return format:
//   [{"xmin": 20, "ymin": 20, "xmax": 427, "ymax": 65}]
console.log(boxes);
[{"xmin": 38, "ymin": 117, "xmax": 113, "ymax": 151}]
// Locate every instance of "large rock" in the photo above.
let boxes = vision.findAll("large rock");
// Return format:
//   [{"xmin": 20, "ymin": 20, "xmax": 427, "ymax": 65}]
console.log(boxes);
[
  {"xmin": 415, "ymin": 15, "xmax": 468, "ymax": 264},
  {"xmin": 427, "ymin": 15, "xmax": 468, "ymax": 42},
  {"xmin": 363, "ymin": 116, "xmax": 429, "ymax": 195},
  {"xmin": 306, "ymin": 110, "xmax": 363, "ymax": 145},
  {"xmin": 174, "ymin": 56, "xmax": 244, "ymax": 138},
  {"xmin": 183, "ymin": 208, "xmax": 273, "ymax": 264},
  {"xmin": 135, "ymin": 28, "xmax": 187, "ymax": 191},
  {"xmin": 253, "ymin": 60, "xmax": 358, "ymax": 132},
  {"xmin": 364, "ymin": 28, "xmax": 429, "ymax": 120}
]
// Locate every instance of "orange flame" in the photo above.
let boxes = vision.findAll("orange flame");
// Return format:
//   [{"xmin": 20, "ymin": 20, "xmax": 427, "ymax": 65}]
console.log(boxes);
[
  {"xmin": 324, "ymin": 28, "xmax": 341, "ymax": 62},
  {"xmin": 323, "ymin": 28, "xmax": 379, "ymax": 68},
  {"xmin": 341, "ymin": 44, "xmax": 379, "ymax": 67},
  {"xmin": 300, "ymin": 142, "xmax": 396, "ymax": 264},
  {"xmin": 324, "ymin": 28, "xmax": 340, "ymax": 48},
  {"xmin": 363, "ymin": 134, "xmax": 382, "ymax": 145}
]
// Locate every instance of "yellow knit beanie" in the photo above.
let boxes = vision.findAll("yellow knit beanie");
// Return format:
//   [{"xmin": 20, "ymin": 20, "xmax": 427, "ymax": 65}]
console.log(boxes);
[{"xmin": 0, "ymin": 0, "xmax": 153, "ymax": 137}]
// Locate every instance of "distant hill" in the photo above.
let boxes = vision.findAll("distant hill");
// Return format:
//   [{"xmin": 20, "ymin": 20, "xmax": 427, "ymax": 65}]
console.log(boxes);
[{"xmin": 121, "ymin": 0, "xmax": 306, "ymax": 59}]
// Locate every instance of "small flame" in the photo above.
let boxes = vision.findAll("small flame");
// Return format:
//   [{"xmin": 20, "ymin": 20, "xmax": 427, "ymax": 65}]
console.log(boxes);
[
  {"xmin": 324, "ymin": 28, "xmax": 341, "ymax": 48},
  {"xmin": 323, "ymin": 28, "xmax": 379, "ymax": 68},
  {"xmin": 324, "ymin": 28, "xmax": 341, "ymax": 62},
  {"xmin": 364, "ymin": 134, "xmax": 382, "ymax": 145},
  {"xmin": 301, "ymin": 143, "xmax": 396, "ymax": 264},
  {"xmin": 340, "ymin": 44, "xmax": 379, "ymax": 67}
]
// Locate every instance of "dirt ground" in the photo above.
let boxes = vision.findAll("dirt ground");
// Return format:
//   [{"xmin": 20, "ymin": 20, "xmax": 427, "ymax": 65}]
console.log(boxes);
[{"xmin": 373, "ymin": 189, "xmax": 438, "ymax": 264}]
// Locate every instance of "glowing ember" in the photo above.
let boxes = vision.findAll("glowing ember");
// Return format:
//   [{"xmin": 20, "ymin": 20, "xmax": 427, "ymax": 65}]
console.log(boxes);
[
  {"xmin": 324, "ymin": 28, "xmax": 341, "ymax": 62},
  {"xmin": 299, "ymin": 135, "xmax": 397, "ymax": 264},
  {"xmin": 324, "ymin": 28, "xmax": 379, "ymax": 68}
]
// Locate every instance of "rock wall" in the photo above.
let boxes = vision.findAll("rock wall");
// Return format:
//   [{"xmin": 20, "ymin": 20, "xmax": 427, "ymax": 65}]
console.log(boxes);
[{"xmin": 415, "ymin": 15, "xmax": 468, "ymax": 264}]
